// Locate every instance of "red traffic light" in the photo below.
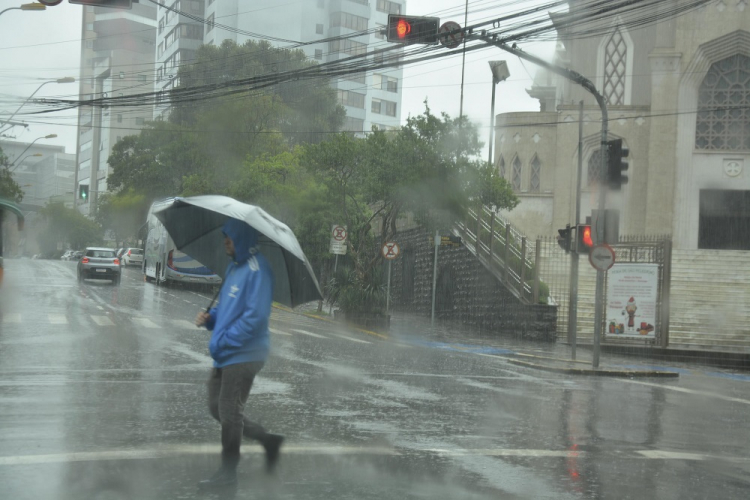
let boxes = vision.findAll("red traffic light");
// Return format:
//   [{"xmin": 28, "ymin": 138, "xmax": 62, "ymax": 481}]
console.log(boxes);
[
  {"xmin": 396, "ymin": 19, "xmax": 411, "ymax": 39},
  {"xmin": 577, "ymin": 224, "xmax": 593, "ymax": 253}
]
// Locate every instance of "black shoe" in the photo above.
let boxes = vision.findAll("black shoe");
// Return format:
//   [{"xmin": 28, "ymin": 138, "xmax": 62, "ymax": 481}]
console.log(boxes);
[
  {"xmin": 263, "ymin": 434, "xmax": 284, "ymax": 472},
  {"xmin": 198, "ymin": 467, "xmax": 237, "ymax": 489}
]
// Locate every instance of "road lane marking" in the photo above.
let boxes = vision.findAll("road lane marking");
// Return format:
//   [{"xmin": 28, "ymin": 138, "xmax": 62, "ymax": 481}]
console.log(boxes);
[
  {"xmin": 91, "ymin": 315, "xmax": 115, "ymax": 326},
  {"xmin": 132, "ymin": 318, "xmax": 160, "ymax": 329},
  {"xmin": 2, "ymin": 313, "xmax": 21, "ymax": 324},
  {"xmin": 291, "ymin": 329, "xmax": 327, "ymax": 339},
  {"xmin": 47, "ymin": 314, "xmax": 68, "ymax": 325},
  {"xmin": 97, "ymin": 306, "xmax": 104, "ymax": 311},
  {"xmin": 269, "ymin": 327, "xmax": 292, "ymax": 336},
  {"xmin": 171, "ymin": 319, "xmax": 198, "ymax": 329},
  {"xmin": 619, "ymin": 379, "xmax": 750, "ymax": 406},
  {"xmin": 329, "ymin": 333, "xmax": 371, "ymax": 344}
]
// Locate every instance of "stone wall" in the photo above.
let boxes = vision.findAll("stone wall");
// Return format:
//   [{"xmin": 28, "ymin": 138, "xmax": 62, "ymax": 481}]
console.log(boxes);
[{"xmin": 388, "ymin": 227, "xmax": 557, "ymax": 342}]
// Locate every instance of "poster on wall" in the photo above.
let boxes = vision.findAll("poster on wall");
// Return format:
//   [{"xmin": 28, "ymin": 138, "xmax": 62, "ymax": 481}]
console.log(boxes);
[{"xmin": 605, "ymin": 264, "xmax": 659, "ymax": 339}]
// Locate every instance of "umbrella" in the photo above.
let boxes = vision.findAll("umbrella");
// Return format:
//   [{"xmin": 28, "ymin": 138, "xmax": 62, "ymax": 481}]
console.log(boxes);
[{"xmin": 153, "ymin": 195, "xmax": 322, "ymax": 308}]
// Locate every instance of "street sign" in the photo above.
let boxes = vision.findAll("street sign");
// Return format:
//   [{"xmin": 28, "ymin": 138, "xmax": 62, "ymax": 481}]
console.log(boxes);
[
  {"xmin": 441, "ymin": 235, "xmax": 462, "ymax": 247},
  {"xmin": 439, "ymin": 21, "xmax": 463, "ymax": 49},
  {"xmin": 382, "ymin": 242, "xmax": 400, "ymax": 260},
  {"xmin": 329, "ymin": 225, "xmax": 347, "ymax": 255},
  {"xmin": 589, "ymin": 244, "xmax": 615, "ymax": 272}
]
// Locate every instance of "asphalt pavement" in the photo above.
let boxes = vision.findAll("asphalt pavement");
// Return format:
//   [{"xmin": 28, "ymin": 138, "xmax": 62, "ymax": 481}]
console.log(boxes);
[{"xmin": 1, "ymin": 259, "xmax": 749, "ymax": 499}]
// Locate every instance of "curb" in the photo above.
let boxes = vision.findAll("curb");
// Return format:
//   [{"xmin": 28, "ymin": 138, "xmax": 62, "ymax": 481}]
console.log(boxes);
[
  {"xmin": 506, "ymin": 358, "xmax": 680, "ymax": 378},
  {"xmin": 271, "ymin": 304, "xmax": 390, "ymax": 340}
]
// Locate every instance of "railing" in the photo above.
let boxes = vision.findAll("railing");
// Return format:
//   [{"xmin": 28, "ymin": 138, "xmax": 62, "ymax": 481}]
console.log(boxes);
[{"xmin": 454, "ymin": 205, "xmax": 541, "ymax": 305}]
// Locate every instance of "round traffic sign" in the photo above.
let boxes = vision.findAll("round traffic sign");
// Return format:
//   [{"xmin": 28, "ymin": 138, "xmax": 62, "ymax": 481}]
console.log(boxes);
[
  {"xmin": 382, "ymin": 242, "xmax": 400, "ymax": 260},
  {"xmin": 37, "ymin": 0, "xmax": 64, "ymax": 5},
  {"xmin": 589, "ymin": 244, "xmax": 616, "ymax": 272},
  {"xmin": 332, "ymin": 225, "xmax": 347, "ymax": 241},
  {"xmin": 439, "ymin": 21, "xmax": 463, "ymax": 49}
]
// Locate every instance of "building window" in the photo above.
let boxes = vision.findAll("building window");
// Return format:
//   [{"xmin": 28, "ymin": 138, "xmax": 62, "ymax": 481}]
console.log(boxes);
[
  {"xmin": 135, "ymin": 117, "xmax": 145, "ymax": 125},
  {"xmin": 314, "ymin": 49, "xmax": 323, "ymax": 60},
  {"xmin": 139, "ymin": 74, "xmax": 147, "ymax": 82},
  {"xmin": 339, "ymin": 72, "xmax": 366, "ymax": 84},
  {"xmin": 117, "ymin": 114, "xmax": 123, "ymax": 123},
  {"xmin": 116, "ymin": 136, "xmax": 122, "ymax": 143},
  {"xmin": 498, "ymin": 155, "xmax": 506, "ymax": 179},
  {"xmin": 329, "ymin": 39, "xmax": 367, "ymax": 57},
  {"xmin": 375, "ymin": 23, "xmax": 385, "ymax": 40},
  {"xmin": 512, "ymin": 156, "xmax": 522, "ymax": 191},
  {"xmin": 587, "ymin": 149, "xmax": 602, "ymax": 186},
  {"xmin": 337, "ymin": 89, "xmax": 365, "ymax": 108},
  {"xmin": 603, "ymin": 27, "xmax": 627, "ymax": 105},
  {"xmin": 377, "ymin": 0, "xmax": 401, "ymax": 14},
  {"xmin": 373, "ymin": 73, "xmax": 398, "ymax": 92},
  {"xmin": 158, "ymin": 18, "xmax": 164, "ymax": 34},
  {"xmin": 206, "ymin": 13, "xmax": 214, "ymax": 33},
  {"xmin": 79, "ymin": 159, "xmax": 91, "ymax": 171},
  {"xmin": 372, "ymin": 98, "xmax": 396, "ymax": 116},
  {"xmin": 695, "ymin": 54, "xmax": 750, "ymax": 151},
  {"xmin": 80, "ymin": 140, "xmax": 92, "ymax": 152},
  {"xmin": 343, "ymin": 116, "xmax": 364, "ymax": 132},
  {"xmin": 316, "ymin": 24, "xmax": 324, "ymax": 35},
  {"xmin": 530, "ymin": 155, "xmax": 541, "ymax": 192},
  {"xmin": 330, "ymin": 12, "xmax": 369, "ymax": 31}
]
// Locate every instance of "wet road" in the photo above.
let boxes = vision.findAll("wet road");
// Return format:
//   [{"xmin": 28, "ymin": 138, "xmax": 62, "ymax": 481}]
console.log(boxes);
[{"xmin": 1, "ymin": 259, "xmax": 749, "ymax": 499}]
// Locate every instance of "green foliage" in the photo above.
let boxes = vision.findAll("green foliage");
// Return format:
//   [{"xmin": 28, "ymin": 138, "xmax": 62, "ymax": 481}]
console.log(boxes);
[
  {"xmin": 37, "ymin": 202, "xmax": 102, "ymax": 253},
  {"xmin": 0, "ymin": 147, "xmax": 23, "ymax": 203},
  {"xmin": 96, "ymin": 189, "xmax": 149, "ymax": 247},
  {"xmin": 325, "ymin": 267, "xmax": 387, "ymax": 314}
]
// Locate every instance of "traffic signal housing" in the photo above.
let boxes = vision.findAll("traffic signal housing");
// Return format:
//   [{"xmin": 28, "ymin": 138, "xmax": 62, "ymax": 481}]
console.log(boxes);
[
  {"xmin": 79, "ymin": 184, "xmax": 89, "ymax": 202},
  {"xmin": 607, "ymin": 138, "xmax": 629, "ymax": 190},
  {"xmin": 557, "ymin": 225, "xmax": 572, "ymax": 253},
  {"xmin": 576, "ymin": 224, "xmax": 593, "ymax": 254},
  {"xmin": 386, "ymin": 15, "xmax": 440, "ymax": 44}
]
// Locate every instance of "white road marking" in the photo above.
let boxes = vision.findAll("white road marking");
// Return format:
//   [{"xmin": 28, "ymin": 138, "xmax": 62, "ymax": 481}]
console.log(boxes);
[
  {"xmin": 2, "ymin": 313, "xmax": 21, "ymax": 324},
  {"xmin": 171, "ymin": 319, "xmax": 198, "ymax": 329},
  {"xmin": 47, "ymin": 314, "xmax": 68, "ymax": 325},
  {"xmin": 97, "ymin": 306, "xmax": 104, "ymax": 311},
  {"xmin": 91, "ymin": 315, "xmax": 115, "ymax": 326},
  {"xmin": 619, "ymin": 379, "xmax": 750, "ymax": 406},
  {"xmin": 132, "ymin": 318, "xmax": 160, "ymax": 329},
  {"xmin": 329, "ymin": 333, "xmax": 371, "ymax": 344},
  {"xmin": 269, "ymin": 327, "xmax": 292, "ymax": 336},
  {"xmin": 291, "ymin": 329, "xmax": 327, "ymax": 339}
]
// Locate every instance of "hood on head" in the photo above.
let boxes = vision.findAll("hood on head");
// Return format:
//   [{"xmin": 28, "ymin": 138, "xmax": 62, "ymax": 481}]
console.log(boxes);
[{"xmin": 222, "ymin": 218, "xmax": 258, "ymax": 264}]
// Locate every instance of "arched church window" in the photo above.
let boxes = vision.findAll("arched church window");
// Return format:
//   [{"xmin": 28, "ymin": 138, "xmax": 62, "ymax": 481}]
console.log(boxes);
[
  {"xmin": 530, "ymin": 155, "xmax": 541, "ymax": 192},
  {"xmin": 603, "ymin": 27, "xmax": 628, "ymax": 105},
  {"xmin": 512, "ymin": 156, "xmax": 522, "ymax": 191},
  {"xmin": 695, "ymin": 54, "xmax": 750, "ymax": 151},
  {"xmin": 588, "ymin": 149, "xmax": 602, "ymax": 186},
  {"xmin": 498, "ymin": 155, "xmax": 506, "ymax": 179}
]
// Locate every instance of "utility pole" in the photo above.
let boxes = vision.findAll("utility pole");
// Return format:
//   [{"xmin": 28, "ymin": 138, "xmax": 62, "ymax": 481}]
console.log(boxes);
[{"xmin": 568, "ymin": 101, "xmax": 584, "ymax": 360}]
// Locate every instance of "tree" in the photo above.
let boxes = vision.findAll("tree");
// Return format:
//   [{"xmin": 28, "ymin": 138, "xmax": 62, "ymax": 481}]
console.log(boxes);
[
  {"xmin": 37, "ymin": 202, "xmax": 102, "ymax": 254},
  {"xmin": 0, "ymin": 147, "xmax": 23, "ymax": 203},
  {"xmin": 96, "ymin": 189, "xmax": 149, "ymax": 247}
]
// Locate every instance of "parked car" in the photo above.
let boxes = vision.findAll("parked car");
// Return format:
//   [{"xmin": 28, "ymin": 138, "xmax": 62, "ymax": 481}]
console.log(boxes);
[
  {"xmin": 60, "ymin": 250, "xmax": 74, "ymax": 261},
  {"xmin": 121, "ymin": 247, "xmax": 143, "ymax": 266},
  {"xmin": 72, "ymin": 251, "xmax": 84, "ymax": 261},
  {"xmin": 77, "ymin": 247, "xmax": 121, "ymax": 285}
]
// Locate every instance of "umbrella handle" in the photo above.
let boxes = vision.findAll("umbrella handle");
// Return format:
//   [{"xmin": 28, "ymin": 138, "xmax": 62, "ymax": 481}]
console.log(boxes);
[{"xmin": 206, "ymin": 286, "xmax": 221, "ymax": 313}]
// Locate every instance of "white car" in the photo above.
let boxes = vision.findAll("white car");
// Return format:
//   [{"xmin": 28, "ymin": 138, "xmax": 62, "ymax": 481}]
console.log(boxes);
[
  {"xmin": 121, "ymin": 248, "xmax": 143, "ymax": 266},
  {"xmin": 60, "ymin": 250, "xmax": 74, "ymax": 261}
]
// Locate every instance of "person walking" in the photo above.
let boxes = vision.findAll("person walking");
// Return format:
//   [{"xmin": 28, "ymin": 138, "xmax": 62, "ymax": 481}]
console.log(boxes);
[{"xmin": 195, "ymin": 218, "xmax": 284, "ymax": 488}]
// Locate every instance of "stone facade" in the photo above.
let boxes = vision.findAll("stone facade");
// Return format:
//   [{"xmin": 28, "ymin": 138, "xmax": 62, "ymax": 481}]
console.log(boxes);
[{"xmin": 387, "ymin": 227, "xmax": 557, "ymax": 342}]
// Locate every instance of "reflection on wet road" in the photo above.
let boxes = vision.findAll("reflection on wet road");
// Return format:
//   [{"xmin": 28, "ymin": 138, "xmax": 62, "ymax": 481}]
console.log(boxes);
[{"xmin": 1, "ymin": 260, "xmax": 749, "ymax": 499}]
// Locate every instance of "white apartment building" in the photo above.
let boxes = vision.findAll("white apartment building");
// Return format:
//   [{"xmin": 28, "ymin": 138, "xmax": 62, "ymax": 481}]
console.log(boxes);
[{"xmin": 154, "ymin": 0, "xmax": 405, "ymax": 132}]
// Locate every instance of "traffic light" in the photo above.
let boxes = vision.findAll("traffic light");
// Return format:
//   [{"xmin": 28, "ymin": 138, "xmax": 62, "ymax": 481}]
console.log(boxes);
[
  {"xmin": 79, "ymin": 184, "xmax": 89, "ymax": 202},
  {"xmin": 386, "ymin": 15, "xmax": 440, "ymax": 44},
  {"xmin": 607, "ymin": 138, "xmax": 629, "ymax": 190},
  {"xmin": 576, "ymin": 224, "xmax": 593, "ymax": 254},
  {"xmin": 557, "ymin": 224, "xmax": 572, "ymax": 253},
  {"xmin": 68, "ymin": 0, "xmax": 133, "ymax": 9}
]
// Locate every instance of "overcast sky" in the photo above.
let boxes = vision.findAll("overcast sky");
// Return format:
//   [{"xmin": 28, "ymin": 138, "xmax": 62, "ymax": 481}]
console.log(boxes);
[{"xmin": 0, "ymin": 0, "xmax": 554, "ymax": 157}]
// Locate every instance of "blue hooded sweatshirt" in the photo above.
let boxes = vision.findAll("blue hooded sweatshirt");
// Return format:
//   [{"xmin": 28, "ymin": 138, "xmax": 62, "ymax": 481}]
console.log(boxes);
[{"xmin": 204, "ymin": 218, "xmax": 274, "ymax": 368}]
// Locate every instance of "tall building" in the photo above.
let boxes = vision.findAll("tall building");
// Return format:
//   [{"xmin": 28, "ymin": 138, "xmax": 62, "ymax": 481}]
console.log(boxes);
[
  {"xmin": 74, "ymin": 2, "xmax": 157, "ymax": 216},
  {"xmin": 153, "ymin": 0, "xmax": 404, "ymax": 132},
  {"xmin": 0, "ymin": 140, "xmax": 70, "ymax": 209}
]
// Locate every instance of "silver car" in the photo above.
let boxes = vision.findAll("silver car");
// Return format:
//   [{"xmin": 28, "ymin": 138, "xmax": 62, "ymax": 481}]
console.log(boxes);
[{"xmin": 77, "ymin": 247, "xmax": 122, "ymax": 285}]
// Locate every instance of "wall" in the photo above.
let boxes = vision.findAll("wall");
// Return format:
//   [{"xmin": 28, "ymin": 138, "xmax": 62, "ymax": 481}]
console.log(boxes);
[{"xmin": 388, "ymin": 227, "xmax": 557, "ymax": 342}]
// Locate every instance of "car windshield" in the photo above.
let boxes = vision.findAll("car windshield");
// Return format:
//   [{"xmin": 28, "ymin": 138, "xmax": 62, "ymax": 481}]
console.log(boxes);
[
  {"xmin": 86, "ymin": 250, "xmax": 116, "ymax": 258},
  {"xmin": 129, "ymin": 249, "xmax": 142, "ymax": 255}
]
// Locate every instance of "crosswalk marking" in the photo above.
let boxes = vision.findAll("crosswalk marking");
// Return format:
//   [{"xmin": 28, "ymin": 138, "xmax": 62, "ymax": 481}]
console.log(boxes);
[
  {"xmin": 329, "ymin": 333, "xmax": 371, "ymax": 344},
  {"xmin": 48, "ymin": 314, "xmax": 68, "ymax": 325},
  {"xmin": 291, "ymin": 329, "xmax": 327, "ymax": 339},
  {"xmin": 132, "ymin": 318, "xmax": 160, "ymax": 329},
  {"xmin": 269, "ymin": 327, "xmax": 292, "ymax": 336},
  {"xmin": 2, "ymin": 313, "xmax": 21, "ymax": 324},
  {"xmin": 91, "ymin": 315, "xmax": 115, "ymax": 327}
]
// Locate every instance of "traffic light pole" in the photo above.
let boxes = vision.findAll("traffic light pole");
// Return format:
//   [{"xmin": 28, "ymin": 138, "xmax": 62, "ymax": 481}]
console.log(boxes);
[
  {"xmin": 474, "ymin": 33, "xmax": 609, "ymax": 368},
  {"xmin": 568, "ymin": 100, "xmax": 584, "ymax": 360}
]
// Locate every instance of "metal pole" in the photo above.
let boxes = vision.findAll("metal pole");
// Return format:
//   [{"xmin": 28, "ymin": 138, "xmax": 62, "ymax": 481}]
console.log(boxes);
[
  {"xmin": 431, "ymin": 230, "xmax": 439, "ymax": 327},
  {"xmin": 386, "ymin": 259, "xmax": 392, "ymax": 316},
  {"xmin": 568, "ymin": 100, "xmax": 584, "ymax": 360},
  {"xmin": 334, "ymin": 254, "xmax": 338, "ymax": 272},
  {"xmin": 488, "ymin": 79, "xmax": 497, "ymax": 166},
  {"xmin": 458, "ymin": 0, "xmax": 469, "ymax": 124}
]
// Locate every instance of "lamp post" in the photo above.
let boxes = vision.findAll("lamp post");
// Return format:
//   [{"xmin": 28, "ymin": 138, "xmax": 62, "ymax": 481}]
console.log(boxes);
[
  {"xmin": 9, "ymin": 153, "xmax": 43, "ymax": 172},
  {"xmin": 9, "ymin": 134, "xmax": 56, "ymax": 171},
  {"xmin": 0, "ymin": 3, "xmax": 46, "ymax": 17},
  {"xmin": 487, "ymin": 61, "xmax": 510, "ymax": 167},
  {"xmin": 0, "ymin": 78, "xmax": 74, "ymax": 129}
]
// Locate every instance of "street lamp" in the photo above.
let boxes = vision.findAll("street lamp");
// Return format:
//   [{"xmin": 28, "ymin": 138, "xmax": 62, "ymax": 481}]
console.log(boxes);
[
  {"xmin": 487, "ymin": 60, "xmax": 510, "ymax": 167},
  {"xmin": 0, "ymin": 3, "xmax": 46, "ymax": 17},
  {"xmin": 9, "ymin": 153, "xmax": 43, "ymax": 171},
  {"xmin": 9, "ymin": 134, "xmax": 56, "ymax": 170},
  {"xmin": 0, "ymin": 78, "xmax": 75, "ymax": 130}
]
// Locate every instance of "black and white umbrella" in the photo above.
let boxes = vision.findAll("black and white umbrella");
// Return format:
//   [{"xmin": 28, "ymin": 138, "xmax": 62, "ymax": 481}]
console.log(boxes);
[{"xmin": 153, "ymin": 195, "xmax": 322, "ymax": 308}]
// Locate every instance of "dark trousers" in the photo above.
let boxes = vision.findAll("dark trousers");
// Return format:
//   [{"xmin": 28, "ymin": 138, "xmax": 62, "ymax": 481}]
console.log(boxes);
[{"xmin": 207, "ymin": 362, "xmax": 268, "ymax": 468}]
